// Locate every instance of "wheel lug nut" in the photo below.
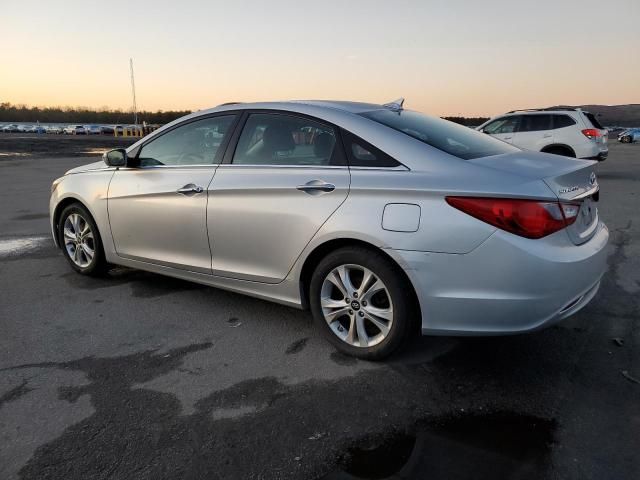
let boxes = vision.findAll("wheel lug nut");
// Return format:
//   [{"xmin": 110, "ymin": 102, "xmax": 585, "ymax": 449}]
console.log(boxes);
[
  {"xmin": 362, "ymin": 301, "xmax": 367, "ymax": 306},
  {"xmin": 348, "ymin": 310, "xmax": 353, "ymax": 315},
  {"xmin": 345, "ymin": 298, "xmax": 350, "ymax": 303},
  {"xmin": 358, "ymin": 311, "xmax": 364, "ymax": 317},
  {"xmin": 353, "ymin": 292, "xmax": 358, "ymax": 298}
]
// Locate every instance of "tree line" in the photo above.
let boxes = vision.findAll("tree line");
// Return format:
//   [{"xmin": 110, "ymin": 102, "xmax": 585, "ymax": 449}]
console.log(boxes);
[
  {"xmin": 0, "ymin": 103, "xmax": 191, "ymax": 125},
  {"xmin": 0, "ymin": 102, "xmax": 490, "ymax": 127},
  {"xmin": 442, "ymin": 116, "xmax": 489, "ymax": 126}
]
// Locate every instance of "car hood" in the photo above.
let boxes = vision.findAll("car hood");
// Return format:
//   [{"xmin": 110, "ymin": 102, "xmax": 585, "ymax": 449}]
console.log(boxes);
[{"xmin": 65, "ymin": 160, "xmax": 108, "ymax": 175}]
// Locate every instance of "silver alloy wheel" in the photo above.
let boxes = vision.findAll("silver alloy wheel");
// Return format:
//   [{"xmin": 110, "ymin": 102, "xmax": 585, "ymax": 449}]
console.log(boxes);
[
  {"xmin": 63, "ymin": 213, "xmax": 95, "ymax": 268},
  {"xmin": 320, "ymin": 264, "xmax": 393, "ymax": 348}
]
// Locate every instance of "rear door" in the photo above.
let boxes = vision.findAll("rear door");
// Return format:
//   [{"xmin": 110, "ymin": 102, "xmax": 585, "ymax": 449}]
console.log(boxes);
[
  {"xmin": 207, "ymin": 111, "xmax": 350, "ymax": 283},
  {"xmin": 481, "ymin": 116, "xmax": 521, "ymax": 144},
  {"xmin": 512, "ymin": 114, "xmax": 553, "ymax": 151}
]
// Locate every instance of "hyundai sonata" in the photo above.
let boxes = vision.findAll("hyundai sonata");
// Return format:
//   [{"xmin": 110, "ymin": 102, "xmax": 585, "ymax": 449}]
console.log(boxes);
[{"xmin": 49, "ymin": 99, "xmax": 608, "ymax": 359}]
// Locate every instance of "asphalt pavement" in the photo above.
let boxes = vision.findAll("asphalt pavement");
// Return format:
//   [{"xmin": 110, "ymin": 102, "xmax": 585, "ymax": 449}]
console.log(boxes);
[{"xmin": 0, "ymin": 134, "xmax": 639, "ymax": 479}]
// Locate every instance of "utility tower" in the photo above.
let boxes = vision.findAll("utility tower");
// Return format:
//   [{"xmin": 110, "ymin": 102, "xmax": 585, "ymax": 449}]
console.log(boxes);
[{"xmin": 130, "ymin": 58, "xmax": 138, "ymax": 125}]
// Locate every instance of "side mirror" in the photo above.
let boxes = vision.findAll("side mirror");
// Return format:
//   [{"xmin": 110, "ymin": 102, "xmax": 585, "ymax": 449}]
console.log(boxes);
[{"xmin": 103, "ymin": 148, "xmax": 127, "ymax": 167}]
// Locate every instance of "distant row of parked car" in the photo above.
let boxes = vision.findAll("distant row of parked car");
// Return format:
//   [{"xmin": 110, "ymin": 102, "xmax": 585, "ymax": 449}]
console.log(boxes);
[{"xmin": 1, "ymin": 124, "xmax": 132, "ymax": 135}]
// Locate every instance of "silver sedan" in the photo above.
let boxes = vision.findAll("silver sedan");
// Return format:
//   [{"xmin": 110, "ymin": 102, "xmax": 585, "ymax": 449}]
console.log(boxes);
[{"xmin": 49, "ymin": 100, "xmax": 609, "ymax": 359}]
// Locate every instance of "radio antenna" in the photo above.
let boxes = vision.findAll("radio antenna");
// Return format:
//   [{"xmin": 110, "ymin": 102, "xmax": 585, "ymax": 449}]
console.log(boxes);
[{"xmin": 130, "ymin": 58, "xmax": 138, "ymax": 125}]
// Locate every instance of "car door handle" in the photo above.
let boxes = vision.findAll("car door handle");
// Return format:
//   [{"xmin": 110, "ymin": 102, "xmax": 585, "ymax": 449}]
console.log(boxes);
[
  {"xmin": 177, "ymin": 184, "xmax": 204, "ymax": 195},
  {"xmin": 543, "ymin": 133, "xmax": 552, "ymax": 138},
  {"xmin": 296, "ymin": 180, "xmax": 336, "ymax": 194}
]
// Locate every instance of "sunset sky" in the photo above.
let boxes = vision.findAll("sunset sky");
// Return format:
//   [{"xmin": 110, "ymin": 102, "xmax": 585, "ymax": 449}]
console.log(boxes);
[{"xmin": 2, "ymin": 0, "xmax": 638, "ymax": 116}]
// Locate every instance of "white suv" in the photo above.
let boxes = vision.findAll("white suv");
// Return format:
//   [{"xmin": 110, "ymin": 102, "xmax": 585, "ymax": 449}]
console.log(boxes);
[{"xmin": 477, "ymin": 108, "xmax": 608, "ymax": 161}]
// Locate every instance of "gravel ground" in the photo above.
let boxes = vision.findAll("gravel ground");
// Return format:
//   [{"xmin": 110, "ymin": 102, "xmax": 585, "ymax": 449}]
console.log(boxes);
[{"xmin": 0, "ymin": 134, "xmax": 639, "ymax": 479}]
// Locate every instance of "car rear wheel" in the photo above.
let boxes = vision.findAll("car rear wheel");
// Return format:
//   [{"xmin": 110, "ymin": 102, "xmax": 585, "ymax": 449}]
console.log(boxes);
[
  {"xmin": 309, "ymin": 247, "xmax": 415, "ymax": 360},
  {"xmin": 58, "ymin": 203, "xmax": 107, "ymax": 276},
  {"xmin": 543, "ymin": 146, "xmax": 575, "ymax": 157},
  {"xmin": 621, "ymin": 136, "xmax": 631, "ymax": 143}
]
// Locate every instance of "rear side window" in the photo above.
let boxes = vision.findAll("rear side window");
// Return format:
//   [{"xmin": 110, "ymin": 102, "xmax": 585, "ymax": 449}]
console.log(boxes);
[
  {"xmin": 520, "ymin": 115, "xmax": 552, "ymax": 132},
  {"xmin": 584, "ymin": 112, "xmax": 604, "ymax": 130},
  {"xmin": 232, "ymin": 113, "xmax": 343, "ymax": 166},
  {"xmin": 361, "ymin": 110, "xmax": 519, "ymax": 160},
  {"xmin": 552, "ymin": 115, "xmax": 576, "ymax": 129},
  {"xmin": 341, "ymin": 130, "xmax": 400, "ymax": 167}
]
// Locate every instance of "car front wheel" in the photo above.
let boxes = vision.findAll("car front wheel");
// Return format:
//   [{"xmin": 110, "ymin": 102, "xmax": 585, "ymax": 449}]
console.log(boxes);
[
  {"xmin": 309, "ymin": 247, "xmax": 416, "ymax": 360},
  {"xmin": 58, "ymin": 203, "xmax": 107, "ymax": 275}
]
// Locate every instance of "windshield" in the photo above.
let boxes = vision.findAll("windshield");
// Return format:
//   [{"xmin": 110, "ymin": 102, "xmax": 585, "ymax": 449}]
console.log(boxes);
[{"xmin": 360, "ymin": 109, "xmax": 520, "ymax": 160}]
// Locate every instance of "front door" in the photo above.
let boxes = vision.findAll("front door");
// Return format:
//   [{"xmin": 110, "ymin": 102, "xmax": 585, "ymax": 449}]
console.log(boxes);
[
  {"xmin": 108, "ymin": 114, "xmax": 237, "ymax": 274},
  {"xmin": 482, "ymin": 115, "xmax": 521, "ymax": 144},
  {"xmin": 208, "ymin": 112, "xmax": 350, "ymax": 283}
]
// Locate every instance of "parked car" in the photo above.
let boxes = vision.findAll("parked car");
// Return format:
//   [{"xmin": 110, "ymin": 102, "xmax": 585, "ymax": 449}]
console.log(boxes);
[
  {"xmin": 86, "ymin": 125, "xmax": 102, "ymax": 135},
  {"xmin": 477, "ymin": 108, "xmax": 608, "ymax": 161},
  {"xmin": 618, "ymin": 128, "xmax": 640, "ymax": 143},
  {"xmin": 17, "ymin": 125, "xmax": 33, "ymax": 133},
  {"xmin": 2, "ymin": 124, "xmax": 20, "ymax": 133},
  {"xmin": 100, "ymin": 125, "xmax": 115, "ymax": 135},
  {"xmin": 63, "ymin": 125, "xmax": 87, "ymax": 135},
  {"xmin": 49, "ymin": 100, "xmax": 608, "ymax": 359},
  {"xmin": 46, "ymin": 125, "xmax": 64, "ymax": 134}
]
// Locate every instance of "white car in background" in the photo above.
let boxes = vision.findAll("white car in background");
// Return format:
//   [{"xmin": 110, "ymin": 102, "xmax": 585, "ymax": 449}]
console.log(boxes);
[
  {"xmin": 86, "ymin": 125, "xmax": 102, "ymax": 135},
  {"xmin": 63, "ymin": 125, "xmax": 87, "ymax": 135},
  {"xmin": 477, "ymin": 108, "xmax": 608, "ymax": 161},
  {"xmin": 2, "ymin": 124, "xmax": 20, "ymax": 133}
]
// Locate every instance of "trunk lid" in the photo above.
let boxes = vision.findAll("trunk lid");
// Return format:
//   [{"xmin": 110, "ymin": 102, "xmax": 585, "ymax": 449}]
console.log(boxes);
[
  {"xmin": 542, "ymin": 160, "xmax": 599, "ymax": 245},
  {"xmin": 469, "ymin": 152, "xmax": 600, "ymax": 245}
]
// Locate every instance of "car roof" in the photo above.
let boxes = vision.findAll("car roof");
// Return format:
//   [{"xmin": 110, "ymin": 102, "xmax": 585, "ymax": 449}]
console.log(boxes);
[
  {"xmin": 505, "ymin": 110, "xmax": 577, "ymax": 116},
  {"xmin": 195, "ymin": 100, "xmax": 385, "ymax": 116}
]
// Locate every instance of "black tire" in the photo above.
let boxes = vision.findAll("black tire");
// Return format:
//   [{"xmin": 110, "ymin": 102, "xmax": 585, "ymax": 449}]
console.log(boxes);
[
  {"xmin": 309, "ymin": 246, "xmax": 416, "ymax": 360},
  {"xmin": 57, "ymin": 203, "xmax": 108, "ymax": 276},
  {"xmin": 543, "ymin": 146, "xmax": 575, "ymax": 157},
  {"xmin": 621, "ymin": 136, "xmax": 631, "ymax": 144}
]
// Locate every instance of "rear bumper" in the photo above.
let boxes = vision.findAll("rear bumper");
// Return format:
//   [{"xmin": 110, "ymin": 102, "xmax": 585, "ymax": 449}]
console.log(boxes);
[{"xmin": 389, "ymin": 222, "xmax": 609, "ymax": 335}]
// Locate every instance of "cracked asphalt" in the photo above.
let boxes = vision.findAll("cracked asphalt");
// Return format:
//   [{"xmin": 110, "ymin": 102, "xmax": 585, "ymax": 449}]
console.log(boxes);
[{"xmin": 0, "ymin": 134, "xmax": 639, "ymax": 479}]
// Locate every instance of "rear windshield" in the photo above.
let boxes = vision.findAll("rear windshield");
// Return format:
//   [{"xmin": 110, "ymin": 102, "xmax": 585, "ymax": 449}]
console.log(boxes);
[
  {"xmin": 360, "ymin": 109, "xmax": 519, "ymax": 160},
  {"xmin": 584, "ymin": 112, "xmax": 604, "ymax": 130}
]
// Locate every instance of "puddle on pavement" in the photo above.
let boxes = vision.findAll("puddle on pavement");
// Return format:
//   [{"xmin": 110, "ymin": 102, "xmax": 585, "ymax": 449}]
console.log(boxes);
[
  {"xmin": 324, "ymin": 412, "xmax": 555, "ymax": 480},
  {"xmin": 0, "ymin": 236, "xmax": 48, "ymax": 257}
]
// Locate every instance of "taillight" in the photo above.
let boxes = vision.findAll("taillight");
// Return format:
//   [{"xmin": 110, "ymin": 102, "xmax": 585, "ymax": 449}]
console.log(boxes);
[
  {"xmin": 445, "ymin": 197, "xmax": 580, "ymax": 239},
  {"xmin": 582, "ymin": 128, "xmax": 601, "ymax": 139}
]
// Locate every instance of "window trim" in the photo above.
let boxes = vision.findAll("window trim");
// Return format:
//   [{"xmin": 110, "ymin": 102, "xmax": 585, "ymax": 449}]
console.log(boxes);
[{"xmin": 128, "ymin": 111, "xmax": 242, "ymax": 168}]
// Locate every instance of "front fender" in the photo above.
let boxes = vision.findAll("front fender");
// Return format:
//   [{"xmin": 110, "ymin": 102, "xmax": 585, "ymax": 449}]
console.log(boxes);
[{"xmin": 49, "ymin": 170, "xmax": 116, "ymax": 256}]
